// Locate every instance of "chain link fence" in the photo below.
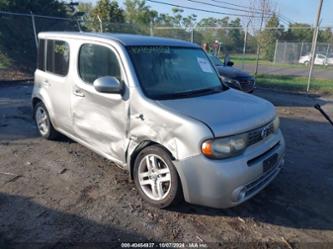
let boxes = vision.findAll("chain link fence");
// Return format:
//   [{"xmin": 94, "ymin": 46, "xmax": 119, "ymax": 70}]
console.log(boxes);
[{"xmin": 274, "ymin": 41, "xmax": 333, "ymax": 64}]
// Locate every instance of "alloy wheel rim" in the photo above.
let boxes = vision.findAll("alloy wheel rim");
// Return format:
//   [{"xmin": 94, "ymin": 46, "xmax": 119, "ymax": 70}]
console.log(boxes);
[
  {"xmin": 138, "ymin": 154, "xmax": 171, "ymax": 201},
  {"xmin": 36, "ymin": 106, "xmax": 49, "ymax": 136}
]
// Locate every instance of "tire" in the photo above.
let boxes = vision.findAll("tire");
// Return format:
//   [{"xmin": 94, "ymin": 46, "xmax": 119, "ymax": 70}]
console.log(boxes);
[
  {"xmin": 304, "ymin": 61, "xmax": 309, "ymax": 66},
  {"xmin": 33, "ymin": 102, "xmax": 60, "ymax": 140},
  {"xmin": 133, "ymin": 145, "xmax": 182, "ymax": 208}
]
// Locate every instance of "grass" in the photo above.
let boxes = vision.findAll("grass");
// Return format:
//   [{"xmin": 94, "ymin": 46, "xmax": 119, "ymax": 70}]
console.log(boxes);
[
  {"xmin": 232, "ymin": 54, "xmax": 264, "ymax": 65},
  {"xmin": 0, "ymin": 53, "xmax": 11, "ymax": 69},
  {"xmin": 256, "ymin": 74, "xmax": 333, "ymax": 94},
  {"xmin": 231, "ymin": 54, "xmax": 330, "ymax": 70}
]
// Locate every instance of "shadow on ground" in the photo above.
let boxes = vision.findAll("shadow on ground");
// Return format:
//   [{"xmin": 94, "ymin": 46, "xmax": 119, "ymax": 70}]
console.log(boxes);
[{"xmin": 0, "ymin": 193, "xmax": 149, "ymax": 249}]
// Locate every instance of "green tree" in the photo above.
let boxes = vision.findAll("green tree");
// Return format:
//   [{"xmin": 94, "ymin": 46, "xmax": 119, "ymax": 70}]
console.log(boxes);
[
  {"xmin": 153, "ymin": 8, "xmax": 197, "ymax": 41},
  {"xmin": 283, "ymin": 23, "xmax": 313, "ymax": 42},
  {"xmin": 124, "ymin": 0, "xmax": 159, "ymax": 34},
  {"xmin": 318, "ymin": 28, "xmax": 333, "ymax": 43},
  {"xmin": 77, "ymin": 2, "xmax": 94, "ymax": 16},
  {"xmin": 170, "ymin": 7, "xmax": 184, "ymax": 27},
  {"xmin": 89, "ymin": 0, "xmax": 125, "ymax": 32},
  {"xmin": 182, "ymin": 14, "xmax": 197, "ymax": 28},
  {"xmin": 227, "ymin": 18, "xmax": 242, "ymax": 52},
  {"xmin": 0, "ymin": 0, "xmax": 67, "ymax": 16},
  {"xmin": 196, "ymin": 17, "xmax": 245, "ymax": 53},
  {"xmin": 124, "ymin": 0, "xmax": 153, "ymax": 25},
  {"xmin": 0, "ymin": 0, "xmax": 68, "ymax": 72},
  {"xmin": 258, "ymin": 13, "xmax": 283, "ymax": 60}
]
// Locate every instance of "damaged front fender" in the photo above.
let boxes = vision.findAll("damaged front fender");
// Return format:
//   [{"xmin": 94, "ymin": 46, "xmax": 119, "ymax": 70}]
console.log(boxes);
[{"xmin": 125, "ymin": 91, "xmax": 213, "ymax": 178}]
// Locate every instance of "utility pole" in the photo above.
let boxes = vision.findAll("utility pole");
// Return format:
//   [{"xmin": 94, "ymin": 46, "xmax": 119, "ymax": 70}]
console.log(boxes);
[
  {"xmin": 97, "ymin": 15, "xmax": 103, "ymax": 32},
  {"xmin": 307, "ymin": 0, "xmax": 324, "ymax": 92},
  {"xmin": 242, "ymin": 19, "xmax": 252, "ymax": 69},
  {"xmin": 30, "ymin": 11, "xmax": 38, "ymax": 49},
  {"xmin": 254, "ymin": 0, "xmax": 266, "ymax": 75},
  {"xmin": 150, "ymin": 20, "xmax": 154, "ymax": 36}
]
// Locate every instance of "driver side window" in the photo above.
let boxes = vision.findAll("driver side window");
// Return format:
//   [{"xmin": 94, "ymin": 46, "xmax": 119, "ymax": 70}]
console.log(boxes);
[{"xmin": 78, "ymin": 44, "xmax": 121, "ymax": 84}]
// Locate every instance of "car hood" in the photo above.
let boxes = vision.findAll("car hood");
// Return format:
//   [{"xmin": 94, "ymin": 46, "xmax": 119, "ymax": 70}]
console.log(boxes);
[
  {"xmin": 157, "ymin": 89, "xmax": 276, "ymax": 137},
  {"xmin": 216, "ymin": 65, "xmax": 251, "ymax": 79}
]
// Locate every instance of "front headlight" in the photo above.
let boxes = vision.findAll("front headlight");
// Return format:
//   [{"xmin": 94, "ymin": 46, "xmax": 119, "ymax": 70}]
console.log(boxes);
[
  {"xmin": 202, "ymin": 133, "xmax": 248, "ymax": 159},
  {"xmin": 273, "ymin": 116, "xmax": 280, "ymax": 132},
  {"xmin": 202, "ymin": 117, "xmax": 279, "ymax": 159},
  {"xmin": 221, "ymin": 76, "xmax": 240, "ymax": 88}
]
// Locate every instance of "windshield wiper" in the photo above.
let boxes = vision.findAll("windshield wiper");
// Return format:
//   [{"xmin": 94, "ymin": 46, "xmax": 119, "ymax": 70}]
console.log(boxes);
[{"xmin": 153, "ymin": 86, "xmax": 223, "ymax": 100}]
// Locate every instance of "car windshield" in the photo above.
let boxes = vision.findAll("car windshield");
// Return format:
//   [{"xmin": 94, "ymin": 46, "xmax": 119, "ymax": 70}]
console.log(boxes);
[
  {"xmin": 208, "ymin": 54, "xmax": 223, "ymax": 66},
  {"xmin": 127, "ymin": 46, "xmax": 223, "ymax": 100}
]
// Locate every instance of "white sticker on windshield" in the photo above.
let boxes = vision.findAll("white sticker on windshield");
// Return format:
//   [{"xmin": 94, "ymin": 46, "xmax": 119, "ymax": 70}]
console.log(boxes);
[{"xmin": 197, "ymin": 57, "xmax": 213, "ymax": 73}]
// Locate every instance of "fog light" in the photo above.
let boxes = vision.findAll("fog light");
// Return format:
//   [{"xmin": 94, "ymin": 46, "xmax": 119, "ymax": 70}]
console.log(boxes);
[
  {"xmin": 238, "ymin": 189, "xmax": 247, "ymax": 201},
  {"xmin": 233, "ymin": 187, "xmax": 247, "ymax": 202}
]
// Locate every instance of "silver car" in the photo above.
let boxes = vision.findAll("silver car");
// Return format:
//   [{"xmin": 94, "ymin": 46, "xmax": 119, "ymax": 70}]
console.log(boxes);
[{"xmin": 32, "ymin": 32, "xmax": 285, "ymax": 209}]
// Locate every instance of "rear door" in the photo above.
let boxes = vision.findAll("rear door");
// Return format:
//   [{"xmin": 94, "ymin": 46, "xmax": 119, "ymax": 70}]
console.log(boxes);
[
  {"xmin": 71, "ymin": 42, "xmax": 128, "ymax": 164},
  {"xmin": 35, "ymin": 39, "xmax": 72, "ymax": 132}
]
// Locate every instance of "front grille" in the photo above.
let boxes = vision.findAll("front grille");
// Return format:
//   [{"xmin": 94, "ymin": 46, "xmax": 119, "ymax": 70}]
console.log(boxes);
[
  {"xmin": 247, "ymin": 142, "xmax": 280, "ymax": 167},
  {"xmin": 248, "ymin": 122, "xmax": 274, "ymax": 146},
  {"xmin": 239, "ymin": 79, "xmax": 255, "ymax": 92},
  {"xmin": 244, "ymin": 164, "xmax": 280, "ymax": 198}
]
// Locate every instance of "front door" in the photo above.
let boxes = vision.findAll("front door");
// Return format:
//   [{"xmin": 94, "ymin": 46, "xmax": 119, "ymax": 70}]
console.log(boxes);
[{"xmin": 71, "ymin": 42, "xmax": 129, "ymax": 164}]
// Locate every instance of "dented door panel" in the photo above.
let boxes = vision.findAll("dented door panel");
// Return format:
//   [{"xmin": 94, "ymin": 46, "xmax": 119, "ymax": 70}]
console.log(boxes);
[{"xmin": 70, "ymin": 41, "xmax": 130, "ymax": 164}]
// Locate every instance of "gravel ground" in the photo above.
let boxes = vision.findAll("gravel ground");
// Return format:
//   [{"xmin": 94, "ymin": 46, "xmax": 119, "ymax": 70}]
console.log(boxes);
[{"xmin": 0, "ymin": 83, "xmax": 333, "ymax": 249}]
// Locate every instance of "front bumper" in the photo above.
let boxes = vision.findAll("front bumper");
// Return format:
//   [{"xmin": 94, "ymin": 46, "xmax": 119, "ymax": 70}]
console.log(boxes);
[{"xmin": 174, "ymin": 130, "xmax": 285, "ymax": 209}]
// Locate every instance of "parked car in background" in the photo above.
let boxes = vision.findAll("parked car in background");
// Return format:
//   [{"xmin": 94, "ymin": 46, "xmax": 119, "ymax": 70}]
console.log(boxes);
[
  {"xmin": 298, "ymin": 53, "xmax": 328, "ymax": 66},
  {"xmin": 208, "ymin": 54, "xmax": 256, "ymax": 93},
  {"xmin": 327, "ymin": 54, "xmax": 333, "ymax": 65},
  {"xmin": 33, "ymin": 32, "xmax": 285, "ymax": 209}
]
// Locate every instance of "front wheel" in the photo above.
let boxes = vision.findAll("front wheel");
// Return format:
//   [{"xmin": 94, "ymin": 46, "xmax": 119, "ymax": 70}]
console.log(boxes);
[{"xmin": 133, "ymin": 145, "xmax": 182, "ymax": 208}]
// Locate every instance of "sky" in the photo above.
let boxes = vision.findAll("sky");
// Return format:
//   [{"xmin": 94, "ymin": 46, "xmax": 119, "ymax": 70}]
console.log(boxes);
[{"xmin": 77, "ymin": 0, "xmax": 333, "ymax": 27}]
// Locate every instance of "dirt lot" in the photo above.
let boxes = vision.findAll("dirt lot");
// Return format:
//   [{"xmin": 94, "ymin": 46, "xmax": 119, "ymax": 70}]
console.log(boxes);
[{"xmin": 0, "ymin": 83, "xmax": 333, "ymax": 248}]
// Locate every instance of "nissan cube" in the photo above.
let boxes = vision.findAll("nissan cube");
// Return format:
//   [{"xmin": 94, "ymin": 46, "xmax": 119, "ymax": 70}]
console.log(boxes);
[{"xmin": 32, "ymin": 32, "xmax": 285, "ymax": 209}]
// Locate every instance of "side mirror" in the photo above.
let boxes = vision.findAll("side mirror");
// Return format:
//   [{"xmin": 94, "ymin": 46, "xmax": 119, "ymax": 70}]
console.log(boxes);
[
  {"xmin": 227, "ymin": 61, "xmax": 234, "ymax": 67},
  {"xmin": 93, "ymin": 76, "xmax": 123, "ymax": 94}
]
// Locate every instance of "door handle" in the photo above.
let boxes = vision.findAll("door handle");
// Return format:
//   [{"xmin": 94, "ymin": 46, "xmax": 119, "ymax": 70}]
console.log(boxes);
[
  {"xmin": 73, "ymin": 85, "xmax": 85, "ymax": 97},
  {"xmin": 41, "ymin": 80, "xmax": 50, "ymax": 87}
]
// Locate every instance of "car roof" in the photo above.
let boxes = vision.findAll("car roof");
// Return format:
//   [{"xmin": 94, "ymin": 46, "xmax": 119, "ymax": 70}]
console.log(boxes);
[{"xmin": 38, "ymin": 32, "xmax": 199, "ymax": 48}]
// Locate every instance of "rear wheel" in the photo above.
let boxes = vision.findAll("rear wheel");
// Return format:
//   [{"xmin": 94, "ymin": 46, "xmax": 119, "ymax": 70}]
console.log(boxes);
[
  {"xmin": 133, "ymin": 145, "xmax": 182, "ymax": 208},
  {"xmin": 304, "ymin": 61, "xmax": 310, "ymax": 66},
  {"xmin": 34, "ymin": 102, "xmax": 60, "ymax": 140}
]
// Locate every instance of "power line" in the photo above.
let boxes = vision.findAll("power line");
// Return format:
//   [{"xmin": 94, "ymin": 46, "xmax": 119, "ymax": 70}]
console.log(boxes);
[
  {"xmin": 0, "ymin": 10, "xmax": 72, "ymax": 20},
  {"xmin": 211, "ymin": 0, "xmax": 256, "ymax": 9},
  {"xmin": 185, "ymin": 0, "xmax": 271, "ymax": 16},
  {"xmin": 210, "ymin": 0, "xmax": 295, "ymax": 24},
  {"xmin": 146, "ymin": 0, "xmax": 273, "ymax": 19},
  {"xmin": 279, "ymin": 16, "xmax": 291, "ymax": 25},
  {"xmin": 177, "ymin": 0, "xmax": 294, "ymax": 27},
  {"xmin": 186, "ymin": 0, "xmax": 293, "ymax": 27},
  {"xmin": 280, "ymin": 14, "xmax": 294, "ymax": 23},
  {"xmin": 186, "ymin": 0, "xmax": 291, "ymax": 25},
  {"xmin": 211, "ymin": 0, "xmax": 273, "ymax": 13}
]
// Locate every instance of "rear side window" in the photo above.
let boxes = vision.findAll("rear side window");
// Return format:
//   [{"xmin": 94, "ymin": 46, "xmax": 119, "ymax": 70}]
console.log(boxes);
[
  {"xmin": 46, "ymin": 40, "xmax": 70, "ymax": 76},
  {"xmin": 37, "ymin": 39, "xmax": 45, "ymax": 71},
  {"xmin": 78, "ymin": 44, "xmax": 121, "ymax": 84}
]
